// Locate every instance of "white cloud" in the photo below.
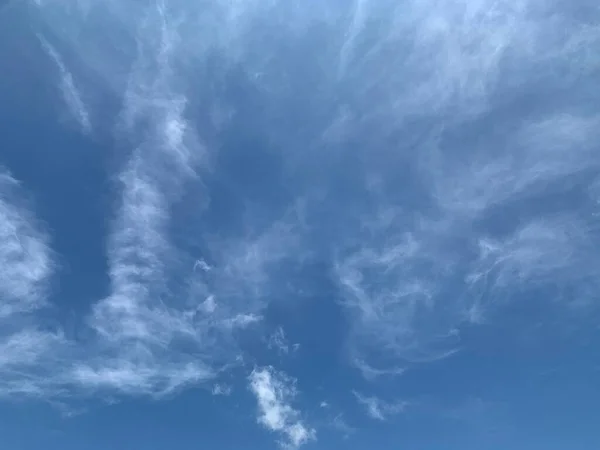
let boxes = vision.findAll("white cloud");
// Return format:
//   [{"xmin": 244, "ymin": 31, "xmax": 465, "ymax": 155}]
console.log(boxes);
[
  {"xmin": 73, "ymin": 2, "xmax": 216, "ymax": 396},
  {"xmin": 19, "ymin": 0, "xmax": 311, "ymax": 404},
  {"xmin": 330, "ymin": 413, "xmax": 356, "ymax": 438},
  {"xmin": 465, "ymin": 216, "xmax": 600, "ymax": 317},
  {"xmin": 334, "ymin": 116, "xmax": 600, "ymax": 368},
  {"xmin": 328, "ymin": 0, "xmax": 533, "ymax": 133},
  {"xmin": 335, "ymin": 225, "xmax": 461, "ymax": 364},
  {"xmin": 249, "ymin": 367, "xmax": 315, "ymax": 449},
  {"xmin": 69, "ymin": 0, "xmax": 304, "ymax": 399},
  {"xmin": 10, "ymin": 0, "xmax": 600, "ymax": 436},
  {"xmin": 353, "ymin": 391, "xmax": 407, "ymax": 421},
  {"xmin": 223, "ymin": 313, "xmax": 262, "ymax": 329},
  {"xmin": 433, "ymin": 114, "xmax": 600, "ymax": 218},
  {"xmin": 353, "ymin": 358, "xmax": 405, "ymax": 381},
  {"xmin": 267, "ymin": 327, "xmax": 299, "ymax": 355},
  {"xmin": 201, "ymin": 295, "xmax": 217, "ymax": 313},
  {"xmin": 0, "ymin": 171, "xmax": 66, "ymax": 398},
  {"xmin": 186, "ymin": 214, "xmax": 303, "ymax": 337},
  {"xmin": 211, "ymin": 383, "xmax": 232, "ymax": 396},
  {"xmin": 0, "ymin": 172, "xmax": 53, "ymax": 317},
  {"xmin": 37, "ymin": 35, "xmax": 92, "ymax": 134},
  {"xmin": 70, "ymin": 360, "xmax": 212, "ymax": 397},
  {"xmin": 332, "ymin": 11, "xmax": 600, "ymax": 367},
  {"xmin": 218, "ymin": 220, "xmax": 300, "ymax": 298},
  {"xmin": 0, "ymin": 329, "xmax": 59, "ymax": 370},
  {"xmin": 318, "ymin": 402, "xmax": 356, "ymax": 439}
]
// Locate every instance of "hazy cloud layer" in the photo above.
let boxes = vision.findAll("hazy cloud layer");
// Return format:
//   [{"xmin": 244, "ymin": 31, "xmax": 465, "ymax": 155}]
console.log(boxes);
[{"xmin": 1, "ymin": 0, "xmax": 599, "ymax": 447}]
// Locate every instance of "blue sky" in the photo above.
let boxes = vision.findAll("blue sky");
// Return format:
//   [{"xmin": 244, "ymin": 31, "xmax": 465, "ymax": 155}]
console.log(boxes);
[{"xmin": 1, "ymin": 1, "xmax": 600, "ymax": 449}]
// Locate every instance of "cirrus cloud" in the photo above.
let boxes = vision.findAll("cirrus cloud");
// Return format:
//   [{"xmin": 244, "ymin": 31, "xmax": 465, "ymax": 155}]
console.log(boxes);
[{"xmin": 2, "ymin": 0, "xmax": 600, "ymax": 448}]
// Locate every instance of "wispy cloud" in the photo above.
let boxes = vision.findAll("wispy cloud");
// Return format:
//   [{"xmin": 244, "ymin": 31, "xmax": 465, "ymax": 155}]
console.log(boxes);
[
  {"xmin": 187, "ymin": 215, "xmax": 303, "ymax": 338},
  {"xmin": 211, "ymin": 383, "xmax": 232, "ymax": 396},
  {"xmin": 73, "ymin": 2, "xmax": 215, "ymax": 397},
  {"xmin": 0, "ymin": 170, "xmax": 65, "ymax": 398},
  {"xmin": 9, "ymin": 0, "xmax": 600, "ymax": 443},
  {"xmin": 0, "ymin": 172, "xmax": 53, "ymax": 317},
  {"xmin": 317, "ymin": 401, "xmax": 356, "ymax": 439},
  {"xmin": 331, "ymin": 1, "xmax": 600, "ymax": 370},
  {"xmin": 335, "ymin": 225, "xmax": 461, "ymax": 364},
  {"xmin": 249, "ymin": 367, "xmax": 315, "ymax": 449},
  {"xmin": 330, "ymin": 0, "xmax": 532, "ymax": 133},
  {"xmin": 334, "ymin": 116, "xmax": 600, "ymax": 368},
  {"xmin": 353, "ymin": 358, "xmax": 405, "ymax": 381},
  {"xmin": 330, "ymin": 413, "xmax": 356, "ymax": 438},
  {"xmin": 353, "ymin": 391, "xmax": 407, "ymax": 421},
  {"xmin": 71, "ymin": 0, "xmax": 304, "ymax": 399},
  {"xmin": 268, "ymin": 327, "xmax": 290, "ymax": 354},
  {"xmin": 38, "ymin": 36, "xmax": 92, "ymax": 134},
  {"xmin": 267, "ymin": 327, "xmax": 299, "ymax": 355}
]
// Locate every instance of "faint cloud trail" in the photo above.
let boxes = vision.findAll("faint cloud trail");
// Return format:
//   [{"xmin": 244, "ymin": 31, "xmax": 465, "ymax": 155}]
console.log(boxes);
[{"xmin": 38, "ymin": 35, "xmax": 92, "ymax": 134}]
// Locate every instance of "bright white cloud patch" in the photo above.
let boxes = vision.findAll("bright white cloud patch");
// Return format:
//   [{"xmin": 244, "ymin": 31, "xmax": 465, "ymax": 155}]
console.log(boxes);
[{"xmin": 249, "ymin": 368, "xmax": 315, "ymax": 449}]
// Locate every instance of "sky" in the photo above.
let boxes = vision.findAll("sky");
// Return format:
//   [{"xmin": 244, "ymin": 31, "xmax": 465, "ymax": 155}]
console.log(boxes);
[{"xmin": 1, "ymin": 0, "xmax": 600, "ymax": 449}]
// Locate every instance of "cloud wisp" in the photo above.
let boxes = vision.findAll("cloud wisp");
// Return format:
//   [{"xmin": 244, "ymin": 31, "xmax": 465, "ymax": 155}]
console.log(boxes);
[
  {"xmin": 0, "ymin": 172, "xmax": 53, "ymax": 318},
  {"xmin": 0, "ymin": 170, "xmax": 67, "ymax": 398},
  {"xmin": 37, "ymin": 35, "xmax": 92, "ymax": 134},
  {"xmin": 334, "ymin": 115, "xmax": 600, "ymax": 371},
  {"xmin": 4, "ymin": 1, "xmax": 600, "ymax": 447},
  {"xmin": 73, "ymin": 1, "xmax": 214, "ymax": 396},
  {"xmin": 65, "ymin": 1, "xmax": 305, "ymax": 398},
  {"xmin": 352, "ymin": 358, "xmax": 405, "ymax": 381},
  {"xmin": 249, "ymin": 367, "xmax": 315, "ymax": 449},
  {"xmin": 329, "ymin": 1, "xmax": 600, "ymax": 373},
  {"xmin": 353, "ymin": 391, "xmax": 407, "ymax": 421}
]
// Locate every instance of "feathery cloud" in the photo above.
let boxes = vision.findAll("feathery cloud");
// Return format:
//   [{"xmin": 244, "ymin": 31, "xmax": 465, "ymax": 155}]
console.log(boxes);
[
  {"xmin": 73, "ymin": 2, "xmax": 214, "ymax": 397},
  {"xmin": 353, "ymin": 391, "xmax": 407, "ymax": 421},
  {"xmin": 249, "ymin": 367, "xmax": 315, "ymax": 449},
  {"xmin": 38, "ymin": 36, "xmax": 92, "ymax": 134},
  {"xmin": 9, "ymin": 1, "xmax": 600, "ymax": 443},
  {"xmin": 331, "ymin": 1, "xmax": 600, "ymax": 370},
  {"xmin": 353, "ymin": 358, "xmax": 405, "ymax": 381},
  {"xmin": 0, "ymin": 170, "xmax": 65, "ymax": 398},
  {"xmin": 267, "ymin": 327, "xmax": 299, "ymax": 355}
]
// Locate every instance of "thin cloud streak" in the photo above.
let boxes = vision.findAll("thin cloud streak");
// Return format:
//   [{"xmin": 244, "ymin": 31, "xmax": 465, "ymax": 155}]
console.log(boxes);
[
  {"xmin": 353, "ymin": 391, "xmax": 407, "ymax": 421},
  {"xmin": 38, "ymin": 35, "xmax": 92, "ymax": 134},
  {"xmin": 353, "ymin": 358, "xmax": 405, "ymax": 381}
]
